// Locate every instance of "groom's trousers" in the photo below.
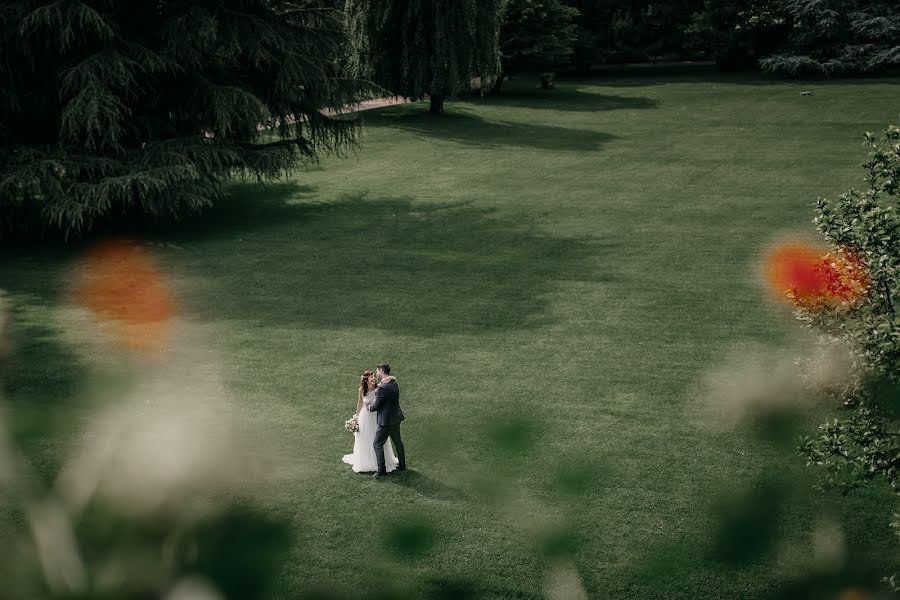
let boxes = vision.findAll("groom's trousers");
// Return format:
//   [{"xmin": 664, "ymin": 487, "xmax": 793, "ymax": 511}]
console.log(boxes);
[{"xmin": 374, "ymin": 422, "xmax": 405, "ymax": 474}]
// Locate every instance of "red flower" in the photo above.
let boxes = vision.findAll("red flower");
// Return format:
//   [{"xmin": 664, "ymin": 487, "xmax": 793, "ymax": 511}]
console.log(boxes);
[{"xmin": 765, "ymin": 242, "xmax": 869, "ymax": 309}]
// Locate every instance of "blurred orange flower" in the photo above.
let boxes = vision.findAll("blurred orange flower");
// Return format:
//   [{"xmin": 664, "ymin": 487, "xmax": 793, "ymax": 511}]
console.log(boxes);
[
  {"xmin": 765, "ymin": 241, "xmax": 869, "ymax": 310},
  {"xmin": 70, "ymin": 239, "xmax": 175, "ymax": 354},
  {"xmin": 838, "ymin": 589, "xmax": 868, "ymax": 600}
]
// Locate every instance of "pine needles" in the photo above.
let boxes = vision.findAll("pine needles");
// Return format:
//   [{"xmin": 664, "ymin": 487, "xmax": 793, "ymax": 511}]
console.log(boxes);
[{"xmin": 0, "ymin": 0, "xmax": 366, "ymax": 239}]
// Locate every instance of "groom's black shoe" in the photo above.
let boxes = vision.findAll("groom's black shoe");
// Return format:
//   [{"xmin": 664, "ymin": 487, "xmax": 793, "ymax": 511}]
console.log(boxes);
[
  {"xmin": 373, "ymin": 471, "xmax": 389, "ymax": 478},
  {"xmin": 396, "ymin": 465, "xmax": 406, "ymax": 471}
]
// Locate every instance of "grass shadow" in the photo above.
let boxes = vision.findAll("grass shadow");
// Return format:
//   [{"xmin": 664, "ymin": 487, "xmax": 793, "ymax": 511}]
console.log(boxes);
[
  {"xmin": 149, "ymin": 182, "xmax": 614, "ymax": 335},
  {"xmin": 363, "ymin": 106, "xmax": 618, "ymax": 152},
  {"xmin": 385, "ymin": 470, "xmax": 467, "ymax": 502}
]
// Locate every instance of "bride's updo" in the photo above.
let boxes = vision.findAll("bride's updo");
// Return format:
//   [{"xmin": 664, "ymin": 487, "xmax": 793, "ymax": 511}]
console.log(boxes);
[{"xmin": 360, "ymin": 370, "xmax": 374, "ymax": 396}]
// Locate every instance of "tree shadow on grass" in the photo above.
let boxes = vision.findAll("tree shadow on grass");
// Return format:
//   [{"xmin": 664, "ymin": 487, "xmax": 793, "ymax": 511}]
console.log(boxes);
[
  {"xmin": 362, "ymin": 107, "xmax": 619, "ymax": 152},
  {"xmin": 152, "ymin": 182, "xmax": 615, "ymax": 335},
  {"xmin": 2, "ymin": 304, "xmax": 88, "ymax": 484},
  {"xmin": 557, "ymin": 69, "xmax": 900, "ymax": 88},
  {"xmin": 467, "ymin": 82, "xmax": 661, "ymax": 113}
]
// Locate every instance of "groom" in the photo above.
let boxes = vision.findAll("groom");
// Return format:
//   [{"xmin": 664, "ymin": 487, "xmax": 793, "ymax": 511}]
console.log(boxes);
[{"xmin": 368, "ymin": 363, "xmax": 406, "ymax": 477}]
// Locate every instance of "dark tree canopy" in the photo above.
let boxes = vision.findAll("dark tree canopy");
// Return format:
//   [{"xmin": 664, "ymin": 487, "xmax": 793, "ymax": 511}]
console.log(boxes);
[
  {"xmin": 0, "ymin": 0, "xmax": 364, "ymax": 239},
  {"xmin": 498, "ymin": 0, "xmax": 579, "ymax": 87},
  {"xmin": 564, "ymin": 0, "xmax": 707, "ymax": 69},
  {"xmin": 686, "ymin": 0, "xmax": 790, "ymax": 70},
  {"xmin": 345, "ymin": 0, "xmax": 507, "ymax": 113},
  {"xmin": 761, "ymin": 0, "xmax": 900, "ymax": 76}
]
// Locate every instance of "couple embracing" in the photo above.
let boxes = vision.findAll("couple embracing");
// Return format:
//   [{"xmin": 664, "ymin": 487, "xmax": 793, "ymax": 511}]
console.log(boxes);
[{"xmin": 342, "ymin": 363, "xmax": 407, "ymax": 477}]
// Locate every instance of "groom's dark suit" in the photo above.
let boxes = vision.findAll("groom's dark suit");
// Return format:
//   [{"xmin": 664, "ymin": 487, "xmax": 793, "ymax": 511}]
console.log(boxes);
[{"xmin": 369, "ymin": 378, "xmax": 406, "ymax": 474}]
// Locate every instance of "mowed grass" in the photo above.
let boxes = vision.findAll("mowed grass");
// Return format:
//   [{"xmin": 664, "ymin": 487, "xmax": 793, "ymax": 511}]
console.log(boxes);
[{"xmin": 2, "ymin": 70, "xmax": 900, "ymax": 598}]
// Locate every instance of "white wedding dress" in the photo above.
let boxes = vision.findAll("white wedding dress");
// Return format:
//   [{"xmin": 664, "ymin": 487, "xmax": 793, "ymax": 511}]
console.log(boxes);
[{"xmin": 342, "ymin": 390, "xmax": 399, "ymax": 473}]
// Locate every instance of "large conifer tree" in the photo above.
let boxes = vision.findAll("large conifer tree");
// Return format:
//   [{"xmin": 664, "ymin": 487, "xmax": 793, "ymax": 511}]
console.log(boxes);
[
  {"xmin": 345, "ymin": 0, "xmax": 507, "ymax": 113},
  {"xmin": 0, "ymin": 0, "xmax": 364, "ymax": 238}
]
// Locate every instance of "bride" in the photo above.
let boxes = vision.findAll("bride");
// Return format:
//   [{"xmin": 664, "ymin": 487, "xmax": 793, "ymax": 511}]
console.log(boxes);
[{"xmin": 343, "ymin": 370, "xmax": 399, "ymax": 473}]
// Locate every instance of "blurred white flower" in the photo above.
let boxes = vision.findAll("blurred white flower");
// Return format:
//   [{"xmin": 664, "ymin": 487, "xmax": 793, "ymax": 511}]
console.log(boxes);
[
  {"xmin": 697, "ymin": 338, "xmax": 854, "ymax": 428},
  {"xmin": 811, "ymin": 518, "xmax": 846, "ymax": 572},
  {"xmin": 164, "ymin": 576, "xmax": 224, "ymax": 600},
  {"xmin": 545, "ymin": 561, "xmax": 588, "ymax": 600},
  {"xmin": 55, "ymin": 330, "xmax": 265, "ymax": 518},
  {"xmin": 25, "ymin": 498, "xmax": 86, "ymax": 594}
]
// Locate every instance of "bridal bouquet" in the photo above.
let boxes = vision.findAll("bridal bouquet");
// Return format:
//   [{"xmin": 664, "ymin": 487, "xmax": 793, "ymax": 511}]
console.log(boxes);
[{"xmin": 344, "ymin": 415, "xmax": 359, "ymax": 433}]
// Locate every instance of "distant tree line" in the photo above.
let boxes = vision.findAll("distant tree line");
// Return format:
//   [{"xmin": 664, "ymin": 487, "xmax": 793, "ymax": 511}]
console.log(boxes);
[{"xmin": 527, "ymin": 0, "xmax": 900, "ymax": 75}]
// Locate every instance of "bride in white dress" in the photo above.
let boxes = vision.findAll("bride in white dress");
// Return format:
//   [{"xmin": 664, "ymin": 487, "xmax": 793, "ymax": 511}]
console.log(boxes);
[{"xmin": 343, "ymin": 370, "xmax": 399, "ymax": 473}]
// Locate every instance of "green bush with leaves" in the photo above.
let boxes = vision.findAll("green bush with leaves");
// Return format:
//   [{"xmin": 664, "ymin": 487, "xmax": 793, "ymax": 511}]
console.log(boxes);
[
  {"xmin": 786, "ymin": 121, "xmax": 900, "ymax": 590},
  {"xmin": 0, "ymin": 0, "xmax": 364, "ymax": 239},
  {"xmin": 797, "ymin": 124, "xmax": 900, "ymax": 493}
]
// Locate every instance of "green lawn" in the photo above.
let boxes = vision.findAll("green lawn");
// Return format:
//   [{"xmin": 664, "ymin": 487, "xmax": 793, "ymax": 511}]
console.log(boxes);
[{"xmin": 2, "ymin": 69, "xmax": 900, "ymax": 599}]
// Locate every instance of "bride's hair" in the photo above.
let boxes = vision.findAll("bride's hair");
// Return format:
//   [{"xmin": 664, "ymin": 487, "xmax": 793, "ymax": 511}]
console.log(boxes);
[{"xmin": 359, "ymin": 370, "xmax": 374, "ymax": 396}]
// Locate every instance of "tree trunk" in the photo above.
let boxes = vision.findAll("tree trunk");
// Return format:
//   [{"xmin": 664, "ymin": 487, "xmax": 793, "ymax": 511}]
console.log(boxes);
[
  {"xmin": 572, "ymin": 53, "xmax": 591, "ymax": 76},
  {"xmin": 491, "ymin": 73, "xmax": 505, "ymax": 94},
  {"xmin": 429, "ymin": 94, "xmax": 444, "ymax": 113}
]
